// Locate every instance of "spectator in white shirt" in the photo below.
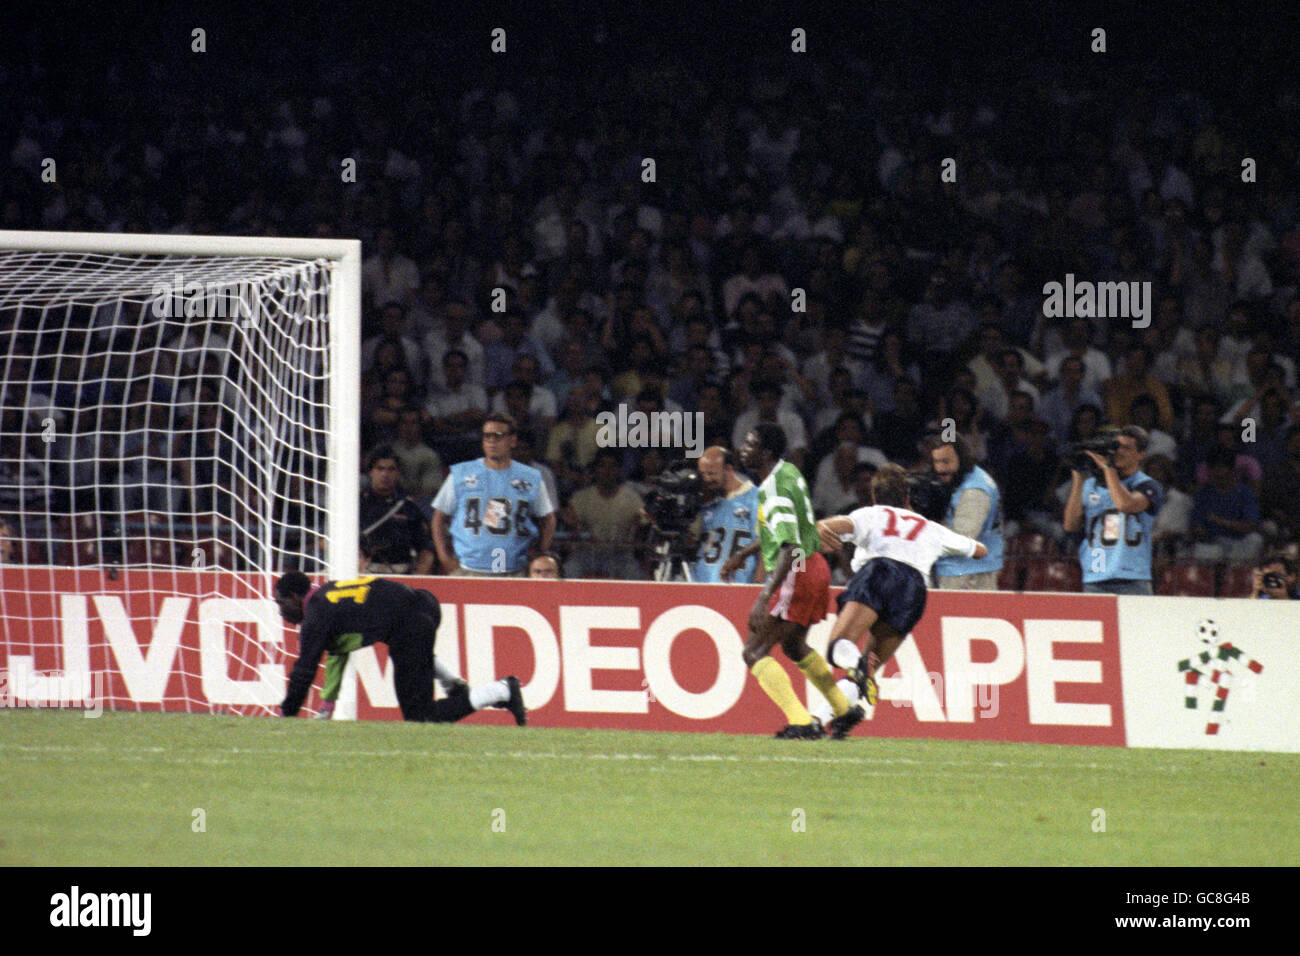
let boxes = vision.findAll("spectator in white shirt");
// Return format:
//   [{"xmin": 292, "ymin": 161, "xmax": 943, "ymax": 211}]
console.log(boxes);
[
  {"xmin": 1145, "ymin": 454, "xmax": 1191, "ymax": 555},
  {"xmin": 804, "ymin": 325, "xmax": 866, "ymax": 405},
  {"xmin": 425, "ymin": 348, "xmax": 487, "ymax": 464},
  {"xmin": 1128, "ymin": 394, "xmax": 1178, "ymax": 461},
  {"xmin": 533, "ymin": 182, "xmax": 602, "ymax": 262},
  {"xmin": 1044, "ymin": 317, "xmax": 1113, "ymax": 394},
  {"xmin": 814, "ymin": 441, "xmax": 889, "ymax": 518},
  {"xmin": 968, "ymin": 322, "xmax": 1046, "ymax": 396},
  {"xmin": 747, "ymin": 106, "xmax": 800, "ymax": 181},
  {"xmin": 1214, "ymin": 220, "xmax": 1274, "ymax": 301},
  {"xmin": 362, "ymin": 227, "xmax": 420, "ymax": 310},
  {"xmin": 721, "ymin": 243, "xmax": 788, "ymax": 319},
  {"xmin": 530, "ymin": 276, "xmax": 581, "ymax": 358},
  {"xmin": 646, "ymin": 243, "xmax": 711, "ymax": 320},
  {"xmin": 1219, "ymin": 302, "xmax": 1257, "ymax": 372},
  {"xmin": 422, "ymin": 300, "xmax": 485, "ymax": 391},
  {"xmin": 977, "ymin": 348, "xmax": 1041, "ymax": 422}
]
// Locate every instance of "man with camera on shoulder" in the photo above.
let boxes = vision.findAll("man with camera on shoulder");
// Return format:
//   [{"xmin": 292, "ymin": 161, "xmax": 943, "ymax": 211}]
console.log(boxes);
[
  {"xmin": 1063, "ymin": 425, "xmax": 1164, "ymax": 595},
  {"xmin": 1251, "ymin": 553, "xmax": 1298, "ymax": 600}
]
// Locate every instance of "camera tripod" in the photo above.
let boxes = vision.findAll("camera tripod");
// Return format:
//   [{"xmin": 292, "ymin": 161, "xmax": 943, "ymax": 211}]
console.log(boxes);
[{"xmin": 650, "ymin": 533, "xmax": 695, "ymax": 582}]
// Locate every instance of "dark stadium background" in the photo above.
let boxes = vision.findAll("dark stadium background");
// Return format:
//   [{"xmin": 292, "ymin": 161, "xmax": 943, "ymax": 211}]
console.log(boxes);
[{"xmin": 2, "ymin": 0, "xmax": 1298, "ymax": 591}]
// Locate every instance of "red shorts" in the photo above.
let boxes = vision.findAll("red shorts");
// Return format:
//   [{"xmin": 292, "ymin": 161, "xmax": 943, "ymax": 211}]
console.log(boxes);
[{"xmin": 767, "ymin": 550, "xmax": 830, "ymax": 626}]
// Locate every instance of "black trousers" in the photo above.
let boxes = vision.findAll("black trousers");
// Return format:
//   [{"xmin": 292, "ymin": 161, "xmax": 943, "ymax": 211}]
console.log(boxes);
[{"xmin": 390, "ymin": 591, "xmax": 474, "ymax": 723}]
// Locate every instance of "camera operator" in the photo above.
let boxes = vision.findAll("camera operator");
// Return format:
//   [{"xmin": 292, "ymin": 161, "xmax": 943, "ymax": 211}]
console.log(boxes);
[
  {"xmin": 1063, "ymin": 425, "xmax": 1164, "ymax": 595},
  {"xmin": 1251, "ymin": 553, "xmax": 1298, "ymax": 600},
  {"xmin": 641, "ymin": 458, "xmax": 706, "ymax": 581},
  {"xmin": 923, "ymin": 435, "xmax": 1004, "ymax": 590},
  {"xmin": 694, "ymin": 446, "xmax": 761, "ymax": 583}
]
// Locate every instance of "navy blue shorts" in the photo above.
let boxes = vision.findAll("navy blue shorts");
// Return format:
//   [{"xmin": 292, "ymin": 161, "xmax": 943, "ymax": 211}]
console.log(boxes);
[{"xmin": 837, "ymin": 558, "xmax": 928, "ymax": 635}]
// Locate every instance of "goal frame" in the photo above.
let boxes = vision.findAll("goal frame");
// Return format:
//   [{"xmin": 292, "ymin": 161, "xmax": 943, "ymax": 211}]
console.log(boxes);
[
  {"xmin": 0, "ymin": 230, "xmax": 363, "ymax": 715},
  {"xmin": 0, "ymin": 229, "xmax": 362, "ymax": 583}
]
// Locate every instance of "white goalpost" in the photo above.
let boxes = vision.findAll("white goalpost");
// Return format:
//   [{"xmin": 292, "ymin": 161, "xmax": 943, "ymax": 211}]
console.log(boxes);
[{"xmin": 0, "ymin": 230, "xmax": 360, "ymax": 717}]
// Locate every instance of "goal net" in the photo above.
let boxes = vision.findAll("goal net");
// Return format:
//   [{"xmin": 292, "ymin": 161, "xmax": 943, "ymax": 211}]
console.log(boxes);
[{"xmin": 0, "ymin": 231, "xmax": 360, "ymax": 716}]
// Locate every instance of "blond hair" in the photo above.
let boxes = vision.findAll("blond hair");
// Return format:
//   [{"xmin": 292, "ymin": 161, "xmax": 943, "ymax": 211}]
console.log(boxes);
[{"xmin": 870, "ymin": 463, "xmax": 911, "ymax": 508}]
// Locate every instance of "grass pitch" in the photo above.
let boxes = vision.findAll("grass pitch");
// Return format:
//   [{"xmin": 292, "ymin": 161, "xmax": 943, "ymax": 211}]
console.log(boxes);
[{"xmin": 2, "ymin": 710, "xmax": 1295, "ymax": 866}]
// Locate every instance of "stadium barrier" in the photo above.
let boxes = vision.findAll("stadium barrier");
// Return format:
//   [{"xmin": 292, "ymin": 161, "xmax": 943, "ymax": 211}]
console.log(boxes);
[{"xmin": 1, "ymin": 568, "xmax": 1296, "ymax": 752}]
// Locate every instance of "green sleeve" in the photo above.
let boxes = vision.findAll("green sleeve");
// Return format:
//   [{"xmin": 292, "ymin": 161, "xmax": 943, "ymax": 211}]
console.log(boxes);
[
  {"xmin": 320, "ymin": 633, "xmax": 366, "ymax": 702},
  {"xmin": 321, "ymin": 652, "xmax": 348, "ymax": 702}
]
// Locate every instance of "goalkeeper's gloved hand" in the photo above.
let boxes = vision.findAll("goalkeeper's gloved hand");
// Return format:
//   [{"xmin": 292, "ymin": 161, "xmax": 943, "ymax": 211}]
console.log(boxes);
[{"xmin": 315, "ymin": 700, "xmax": 335, "ymax": 720}]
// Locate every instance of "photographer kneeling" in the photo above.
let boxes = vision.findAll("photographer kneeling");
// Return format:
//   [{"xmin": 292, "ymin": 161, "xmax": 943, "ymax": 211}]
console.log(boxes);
[
  {"xmin": 1252, "ymin": 553, "xmax": 1298, "ymax": 600},
  {"xmin": 1063, "ymin": 425, "xmax": 1164, "ymax": 595},
  {"xmin": 921, "ymin": 435, "xmax": 1004, "ymax": 590}
]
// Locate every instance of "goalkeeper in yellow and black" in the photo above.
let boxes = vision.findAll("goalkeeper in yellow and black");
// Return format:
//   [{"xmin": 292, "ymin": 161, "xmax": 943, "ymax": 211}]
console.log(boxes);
[{"xmin": 275, "ymin": 571, "xmax": 526, "ymax": 724}]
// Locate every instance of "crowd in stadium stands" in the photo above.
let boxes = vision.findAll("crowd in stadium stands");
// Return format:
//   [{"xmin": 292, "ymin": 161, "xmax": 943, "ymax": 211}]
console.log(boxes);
[{"xmin": 1, "ymin": 15, "xmax": 1298, "ymax": 593}]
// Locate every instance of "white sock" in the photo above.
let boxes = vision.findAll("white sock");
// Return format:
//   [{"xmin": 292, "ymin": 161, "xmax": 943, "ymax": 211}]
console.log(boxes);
[
  {"xmin": 839, "ymin": 678, "xmax": 861, "ymax": 708},
  {"xmin": 829, "ymin": 638, "xmax": 861, "ymax": 670},
  {"xmin": 469, "ymin": 680, "xmax": 509, "ymax": 710},
  {"xmin": 812, "ymin": 676, "xmax": 865, "ymax": 725}
]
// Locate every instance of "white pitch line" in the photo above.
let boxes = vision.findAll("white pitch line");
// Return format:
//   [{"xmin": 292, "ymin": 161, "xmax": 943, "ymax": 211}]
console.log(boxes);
[
  {"xmin": 0, "ymin": 750, "xmax": 1072, "ymax": 778},
  {"xmin": 480, "ymin": 749, "xmax": 1194, "ymax": 774},
  {"xmin": 0, "ymin": 741, "xmax": 1197, "ymax": 774}
]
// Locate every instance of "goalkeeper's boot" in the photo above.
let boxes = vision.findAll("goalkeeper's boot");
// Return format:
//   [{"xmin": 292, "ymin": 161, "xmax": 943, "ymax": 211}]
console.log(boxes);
[
  {"xmin": 774, "ymin": 718, "xmax": 825, "ymax": 740},
  {"xmin": 502, "ymin": 675, "xmax": 527, "ymax": 726},
  {"xmin": 827, "ymin": 704, "xmax": 866, "ymax": 740}
]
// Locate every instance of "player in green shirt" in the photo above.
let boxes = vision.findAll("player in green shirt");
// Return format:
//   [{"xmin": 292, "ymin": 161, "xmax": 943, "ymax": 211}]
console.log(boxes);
[{"xmin": 724, "ymin": 423, "xmax": 853, "ymax": 739}]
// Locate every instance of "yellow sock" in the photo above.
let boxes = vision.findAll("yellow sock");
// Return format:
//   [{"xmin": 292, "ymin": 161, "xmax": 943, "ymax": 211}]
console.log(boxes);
[
  {"xmin": 798, "ymin": 650, "xmax": 851, "ymax": 718},
  {"xmin": 751, "ymin": 657, "xmax": 813, "ymax": 725}
]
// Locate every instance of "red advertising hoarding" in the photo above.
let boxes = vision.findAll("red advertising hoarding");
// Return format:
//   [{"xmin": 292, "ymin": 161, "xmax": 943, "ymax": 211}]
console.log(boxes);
[{"xmin": 0, "ymin": 569, "xmax": 1124, "ymax": 745}]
